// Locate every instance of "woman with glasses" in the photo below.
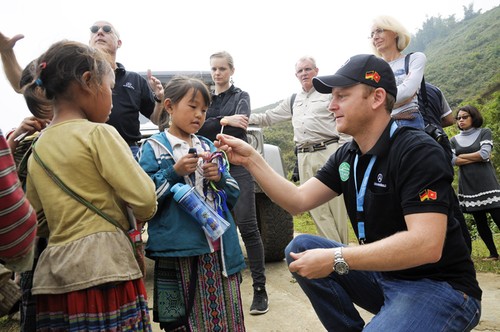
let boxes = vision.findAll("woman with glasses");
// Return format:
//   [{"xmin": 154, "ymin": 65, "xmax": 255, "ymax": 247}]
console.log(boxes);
[
  {"xmin": 451, "ymin": 105, "xmax": 500, "ymax": 261},
  {"xmin": 370, "ymin": 16, "xmax": 425, "ymax": 130}
]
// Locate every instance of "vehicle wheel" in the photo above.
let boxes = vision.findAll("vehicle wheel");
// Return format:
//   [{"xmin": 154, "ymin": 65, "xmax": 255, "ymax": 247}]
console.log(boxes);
[{"xmin": 255, "ymin": 193, "xmax": 294, "ymax": 262}]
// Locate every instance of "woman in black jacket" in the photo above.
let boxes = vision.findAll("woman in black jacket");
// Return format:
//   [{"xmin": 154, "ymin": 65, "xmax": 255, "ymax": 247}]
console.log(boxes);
[{"xmin": 197, "ymin": 51, "xmax": 269, "ymax": 315}]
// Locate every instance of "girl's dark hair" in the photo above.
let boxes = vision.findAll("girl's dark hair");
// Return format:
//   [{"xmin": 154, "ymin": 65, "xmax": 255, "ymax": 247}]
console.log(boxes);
[
  {"xmin": 456, "ymin": 105, "xmax": 483, "ymax": 130},
  {"xmin": 22, "ymin": 40, "xmax": 112, "ymax": 119},
  {"xmin": 159, "ymin": 76, "xmax": 211, "ymax": 131}
]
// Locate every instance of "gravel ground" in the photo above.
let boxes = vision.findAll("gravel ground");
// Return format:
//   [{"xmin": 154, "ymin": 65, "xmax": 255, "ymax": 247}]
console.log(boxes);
[
  {"xmin": 145, "ymin": 257, "xmax": 500, "ymax": 332},
  {"xmin": 2, "ymin": 257, "xmax": 498, "ymax": 332}
]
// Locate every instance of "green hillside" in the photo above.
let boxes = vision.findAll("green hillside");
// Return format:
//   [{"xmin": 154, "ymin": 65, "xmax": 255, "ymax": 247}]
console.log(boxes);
[
  {"xmin": 407, "ymin": 5, "xmax": 499, "ymax": 108},
  {"xmin": 253, "ymin": 5, "xmax": 500, "ymax": 177}
]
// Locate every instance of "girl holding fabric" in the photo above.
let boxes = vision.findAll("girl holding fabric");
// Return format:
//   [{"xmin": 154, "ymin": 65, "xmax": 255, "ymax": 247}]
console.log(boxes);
[
  {"xmin": 138, "ymin": 76, "xmax": 246, "ymax": 331},
  {"xmin": 197, "ymin": 51, "xmax": 269, "ymax": 315}
]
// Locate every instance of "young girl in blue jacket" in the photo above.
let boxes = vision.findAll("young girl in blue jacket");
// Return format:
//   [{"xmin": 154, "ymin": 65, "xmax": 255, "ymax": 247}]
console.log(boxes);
[{"xmin": 138, "ymin": 76, "xmax": 246, "ymax": 331}]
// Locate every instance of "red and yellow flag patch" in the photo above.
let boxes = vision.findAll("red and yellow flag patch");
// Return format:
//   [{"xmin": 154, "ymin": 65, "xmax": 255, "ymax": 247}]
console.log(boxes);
[
  {"xmin": 365, "ymin": 71, "xmax": 381, "ymax": 83},
  {"xmin": 419, "ymin": 189, "xmax": 437, "ymax": 202}
]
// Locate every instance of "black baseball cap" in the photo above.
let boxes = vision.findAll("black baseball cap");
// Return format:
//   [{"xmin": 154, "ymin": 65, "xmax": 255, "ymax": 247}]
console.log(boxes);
[{"xmin": 313, "ymin": 54, "xmax": 397, "ymax": 99}]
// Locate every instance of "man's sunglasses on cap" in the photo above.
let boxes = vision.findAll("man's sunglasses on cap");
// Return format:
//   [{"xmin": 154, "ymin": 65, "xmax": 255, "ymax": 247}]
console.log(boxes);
[{"xmin": 90, "ymin": 25, "xmax": 112, "ymax": 34}]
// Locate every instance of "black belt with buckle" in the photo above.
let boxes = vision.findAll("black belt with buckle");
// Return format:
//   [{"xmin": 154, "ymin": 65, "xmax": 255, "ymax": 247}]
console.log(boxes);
[{"xmin": 297, "ymin": 138, "xmax": 339, "ymax": 153}]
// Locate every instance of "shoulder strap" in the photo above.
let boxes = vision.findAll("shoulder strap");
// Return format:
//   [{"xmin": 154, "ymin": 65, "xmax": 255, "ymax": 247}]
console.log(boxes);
[
  {"xmin": 150, "ymin": 136, "xmax": 171, "ymax": 152},
  {"xmin": 403, "ymin": 53, "xmax": 411, "ymax": 75},
  {"xmin": 31, "ymin": 146, "xmax": 136, "ymax": 250},
  {"xmin": 143, "ymin": 132, "xmax": 173, "ymax": 157},
  {"xmin": 404, "ymin": 53, "xmax": 429, "ymax": 106},
  {"xmin": 145, "ymin": 133, "xmax": 215, "ymax": 157},
  {"xmin": 17, "ymin": 135, "xmax": 39, "ymax": 185},
  {"xmin": 290, "ymin": 93, "xmax": 297, "ymax": 115},
  {"xmin": 141, "ymin": 135, "xmax": 176, "ymax": 199}
]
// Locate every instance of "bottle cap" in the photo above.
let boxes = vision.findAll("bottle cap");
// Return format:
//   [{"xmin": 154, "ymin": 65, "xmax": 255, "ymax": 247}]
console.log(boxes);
[{"xmin": 170, "ymin": 183, "xmax": 192, "ymax": 202}]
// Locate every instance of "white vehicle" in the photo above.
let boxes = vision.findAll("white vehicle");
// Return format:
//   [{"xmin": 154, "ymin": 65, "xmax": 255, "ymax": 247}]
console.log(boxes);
[{"xmin": 139, "ymin": 71, "xmax": 293, "ymax": 262}]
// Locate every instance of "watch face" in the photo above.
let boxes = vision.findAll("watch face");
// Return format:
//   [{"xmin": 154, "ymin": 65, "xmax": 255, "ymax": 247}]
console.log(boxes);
[{"xmin": 334, "ymin": 261, "xmax": 349, "ymax": 275}]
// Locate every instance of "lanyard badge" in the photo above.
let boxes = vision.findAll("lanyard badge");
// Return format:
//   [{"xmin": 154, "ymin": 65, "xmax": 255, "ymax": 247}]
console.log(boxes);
[
  {"xmin": 354, "ymin": 155, "xmax": 376, "ymax": 245},
  {"xmin": 354, "ymin": 122, "xmax": 398, "ymax": 245}
]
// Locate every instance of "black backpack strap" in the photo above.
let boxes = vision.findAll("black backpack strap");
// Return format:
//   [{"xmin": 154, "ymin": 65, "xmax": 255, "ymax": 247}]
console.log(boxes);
[
  {"xmin": 290, "ymin": 93, "xmax": 299, "ymax": 182},
  {"xmin": 290, "ymin": 93, "xmax": 297, "ymax": 115},
  {"xmin": 404, "ymin": 53, "xmax": 429, "ymax": 106},
  {"xmin": 403, "ymin": 52, "xmax": 411, "ymax": 75}
]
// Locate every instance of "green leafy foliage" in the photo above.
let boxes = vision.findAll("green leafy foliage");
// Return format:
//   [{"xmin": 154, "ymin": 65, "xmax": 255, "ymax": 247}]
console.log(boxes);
[
  {"xmin": 407, "ymin": 5, "xmax": 500, "ymax": 173},
  {"xmin": 262, "ymin": 122, "xmax": 295, "ymax": 176},
  {"xmin": 293, "ymin": 213, "xmax": 318, "ymax": 235}
]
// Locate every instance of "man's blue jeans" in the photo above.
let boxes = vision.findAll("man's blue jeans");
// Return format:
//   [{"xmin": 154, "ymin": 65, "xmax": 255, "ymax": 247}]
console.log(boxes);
[{"xmin": 285, "ymin": 234, "xmax": 481, "ymax": 332}]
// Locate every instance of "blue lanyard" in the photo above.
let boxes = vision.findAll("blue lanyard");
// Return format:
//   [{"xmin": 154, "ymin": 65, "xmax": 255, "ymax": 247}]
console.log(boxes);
[
  {"xmin": 354, "ymin": 122, "xmax": 398, "ymax": 244},
  {"xmin": 354, "ymin": 155, "xmax": 375, "ymax": 244}
]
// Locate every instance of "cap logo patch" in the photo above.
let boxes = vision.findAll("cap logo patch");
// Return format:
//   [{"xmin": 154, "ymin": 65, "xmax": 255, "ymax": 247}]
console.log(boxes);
[
  {"xmin": 365, "ymin": 71, "xmax": 381, "ymax": 83},
  {"xmin": 419, "ymin": 189, "xmax": 437, "ymax": 202}
]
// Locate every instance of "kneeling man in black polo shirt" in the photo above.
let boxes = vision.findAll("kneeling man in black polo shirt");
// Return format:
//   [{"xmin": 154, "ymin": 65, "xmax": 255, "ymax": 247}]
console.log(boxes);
[{"xmin": 215, "ymin": 54, "xmax": 481, "ymax": 332}]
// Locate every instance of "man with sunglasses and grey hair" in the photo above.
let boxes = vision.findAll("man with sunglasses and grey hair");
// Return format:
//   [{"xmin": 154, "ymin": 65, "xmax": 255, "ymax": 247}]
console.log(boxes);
[
  {"xmin": 1, "ymin": 22, "xmax": 164, "ymax": 155},
  {"xmin": 88, "ymin": 21, "xmax": 164, "ymax": 155}
]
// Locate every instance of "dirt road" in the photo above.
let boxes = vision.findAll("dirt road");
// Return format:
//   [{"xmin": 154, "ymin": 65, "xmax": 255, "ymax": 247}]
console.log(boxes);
[{"xmin": 144, "ymin": 257, "xmax": 499, "ymax": 332}]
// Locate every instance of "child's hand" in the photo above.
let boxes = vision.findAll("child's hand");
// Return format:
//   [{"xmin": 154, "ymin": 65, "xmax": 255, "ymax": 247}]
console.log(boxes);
[
  {"xmin": 202, "ymin": 162, "xmax": 221, "ymax": 182},
  {"xmin": 7, "ymin": 116, "xmax": 50, "ymax": 150},
  {"xmin": 173, "ymin": 152, "xmax": 199, "ymax": 177}
]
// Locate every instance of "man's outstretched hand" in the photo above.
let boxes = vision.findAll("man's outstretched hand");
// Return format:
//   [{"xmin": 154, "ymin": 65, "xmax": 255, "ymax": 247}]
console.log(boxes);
[{"xmin": 215, "ymin": 133, "xmax": 258, "ymax": 167}]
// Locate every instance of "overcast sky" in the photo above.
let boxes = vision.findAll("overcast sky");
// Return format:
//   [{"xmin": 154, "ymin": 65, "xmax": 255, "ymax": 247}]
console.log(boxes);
[{"xmin": 1, "ymin": 0, "xmax": 498, "ymax": 133}]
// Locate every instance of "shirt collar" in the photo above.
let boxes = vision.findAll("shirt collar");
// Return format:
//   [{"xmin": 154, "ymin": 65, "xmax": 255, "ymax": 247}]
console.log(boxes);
[
  {"xmin": 352, "ymin": 120, "xmax": 395, "ymax": 157},
  {"xmin": 165, "ymin": 131, "xmax": 199, "ymax": 151},
  {"xmin": 115, "ymin": 62, "xmax": 126, "ymax": 73},
  {"xmin": 212, "ymin": 84, "xmax": 236, "ymax": 97},
  {"xmin": 460, "ymin": 127, "xmax": 480, "ymax": 136}
]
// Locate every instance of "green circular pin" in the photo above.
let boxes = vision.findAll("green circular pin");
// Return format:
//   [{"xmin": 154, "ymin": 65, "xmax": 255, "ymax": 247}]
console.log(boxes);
[{"xmin": 339, "ymin": 162, "xmax": 350, "ymax": 182}]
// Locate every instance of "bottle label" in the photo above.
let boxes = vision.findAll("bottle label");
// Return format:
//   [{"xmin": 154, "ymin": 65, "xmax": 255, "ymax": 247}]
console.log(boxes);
[{"xmin": 178, "ymin": 190, "xmax": 229, "ymax": 240}]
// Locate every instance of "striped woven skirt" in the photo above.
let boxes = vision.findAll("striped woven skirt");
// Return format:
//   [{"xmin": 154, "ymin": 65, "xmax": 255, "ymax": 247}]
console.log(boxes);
[
  {"xmin": 35, "ymin": 278, "xmax": 151, "ymax": 331},
  {"xmin": 153, "ymin": 253, "xmax": 245, "ymax": 331}
]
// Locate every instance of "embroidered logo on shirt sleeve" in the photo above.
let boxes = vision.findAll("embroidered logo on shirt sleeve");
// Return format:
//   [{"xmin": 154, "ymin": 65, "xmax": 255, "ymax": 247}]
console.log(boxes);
[{"xmin": 419, "ymin": 189, "xmax": 437, "ymax": 202}]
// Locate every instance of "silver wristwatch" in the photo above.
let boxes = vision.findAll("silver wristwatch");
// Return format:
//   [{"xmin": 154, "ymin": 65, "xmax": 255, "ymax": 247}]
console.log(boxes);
[{"xmin": 333, "ymin": 247, "xmax": 349, "ymax": 275}]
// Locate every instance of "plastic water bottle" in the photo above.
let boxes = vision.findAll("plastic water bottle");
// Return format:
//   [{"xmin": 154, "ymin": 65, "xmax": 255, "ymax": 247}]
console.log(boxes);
[{"xmin": 170, "ymin": 183, "xmax": 230, "ymax": 240}]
